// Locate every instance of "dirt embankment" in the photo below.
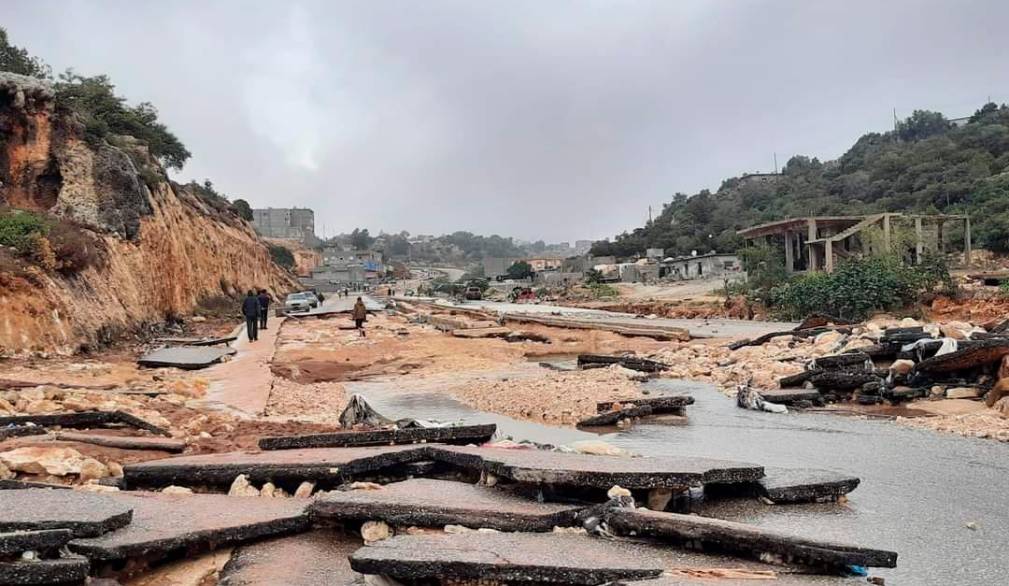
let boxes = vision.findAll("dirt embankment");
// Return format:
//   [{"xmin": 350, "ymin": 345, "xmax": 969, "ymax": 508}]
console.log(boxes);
[
  {"xmin": 0, "ymin": 73, "xmax": 297, "ymax": 355},
  {"xmin": 265, "ymin": 238, "xmax": 321, "ymax": 277}
]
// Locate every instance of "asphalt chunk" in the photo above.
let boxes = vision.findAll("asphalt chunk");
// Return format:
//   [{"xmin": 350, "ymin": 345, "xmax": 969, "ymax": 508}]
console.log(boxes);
[
  {"xmin": 137, "ymin": 346, "xmax": 235, "ymax": 369},
  {"xmin": 310, "ymin": 478, "xmax": 584, "ymax": 531},
  {"xmin": 0, "ymin": 529, "xmax": 74, "ymax": 555},
  {"xmin": 606, "ymin": 508, "xmax": 897, "ymax": 570},
  {"xmin": 68, "ymin": 491, "xmax": 310, "ymax": 561},
  {"xmin": 757, "ymin": 467, "xmax": 860, "ymax": 504},
  {"xmin": 0, "ymin": 557, "xmax": 90, "ymax": 585},
  {"xmin": 55, "ymin": 432, "xmax": 186, "ymax": 453},
  {"xmin": 427, "ymin": 445, "xmax": 763, "ymax": 489},
  {"xmin": 349, "ymin": 532, "xmax": 665, "ymax": 584},
  {"xmin": 259, "ymin": 423, "xmax": 496, "ymax": 450},
  {"xmin": 123, "ymin": 445, "xmax": 431, "ymax": 488},
  {"xmin": 0, "ymin": 489, "xmax": 133, "ymax": 538}
]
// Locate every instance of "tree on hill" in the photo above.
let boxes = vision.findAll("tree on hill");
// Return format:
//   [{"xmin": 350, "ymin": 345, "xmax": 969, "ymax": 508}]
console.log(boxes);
[
  {"xmin": 231, "ymin": 199, "xmax": 253, "ymax": 221},
  {"xmin": 350, "ymin": 228, "xmax": 374, "ymax": 250},
  {"xmin": 506, "ymin": 260, "xmax": 534, "ymax": 280},
  {"xmin": 595, "ymin": 104, "xmax": 1009, "ymax": 257},
  {"xmin": 0, "ymin": 27, "xmax": 50, "ymax": 78}
]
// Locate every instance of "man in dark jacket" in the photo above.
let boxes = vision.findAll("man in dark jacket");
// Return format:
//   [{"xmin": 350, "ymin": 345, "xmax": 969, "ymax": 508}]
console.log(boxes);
[
  {"xmin": 352, "ymin": 297, "xmax": 367, "ymax": 337},
  {"xmin": 242, "ymin": 290, "xmax": 260, "ymax": 342},
  {"xmin": 257, "ymin": 289, "xmax": 271, "ymax": 331}
]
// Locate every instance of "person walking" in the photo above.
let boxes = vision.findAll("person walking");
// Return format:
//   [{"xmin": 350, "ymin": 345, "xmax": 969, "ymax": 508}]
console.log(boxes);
[
  {"xmin": 352, "ymin": 297, "xmax": 368, "ymax": 337},
  {"xmin": 242, "ymin": 290, "xmax": 260, "ymax": 342},
  {"xmin": 257, "ymin": 289, "xmax": 271, "ymax": 331}
]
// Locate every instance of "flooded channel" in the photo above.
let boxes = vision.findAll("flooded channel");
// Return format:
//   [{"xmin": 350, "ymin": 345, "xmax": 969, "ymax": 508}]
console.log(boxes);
[{"xmin": 349, "ymin": 376, "xmax": 1007, "ymax": 585}]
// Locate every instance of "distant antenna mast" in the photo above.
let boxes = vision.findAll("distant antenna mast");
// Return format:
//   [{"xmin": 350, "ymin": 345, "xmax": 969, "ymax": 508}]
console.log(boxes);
[
  {"xmin": 648, "ymin": 205, "xmax": 653, "ymax": 224},
  {"xmin": 773, "ymin": 152, "xmax": 778, "ymax": 174},
  {"xmin": 893, "ymin": 108, "xmax": 899, "ymax": 132}
]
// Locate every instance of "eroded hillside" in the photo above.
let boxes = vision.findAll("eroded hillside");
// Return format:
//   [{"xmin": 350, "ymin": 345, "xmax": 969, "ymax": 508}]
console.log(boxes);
[{"xmin": 0, "ymin": 72, "xmax": 297, "ymax": 354}]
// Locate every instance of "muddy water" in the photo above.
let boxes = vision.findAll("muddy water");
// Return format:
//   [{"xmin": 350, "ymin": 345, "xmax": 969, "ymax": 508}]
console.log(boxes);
[{"xmin": 351, "ymin": 378, "xmax": 1007, "ymax": 585}]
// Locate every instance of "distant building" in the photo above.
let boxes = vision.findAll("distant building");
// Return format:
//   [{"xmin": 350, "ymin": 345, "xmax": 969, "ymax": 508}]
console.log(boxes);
[
  {"xmin": 252, "ymin": 208, "xmax": 318, "ymax": 245},
  {"xmin": 660, "ymin": 253, "xmax": 741, "ymax": 280},
  {"xmin": 525, "ymin": 257, "xmax": 564, "ymax": 272},
  {"xmin": 482, "ymin": 257, "xmax": 521, "ymax": 279}
]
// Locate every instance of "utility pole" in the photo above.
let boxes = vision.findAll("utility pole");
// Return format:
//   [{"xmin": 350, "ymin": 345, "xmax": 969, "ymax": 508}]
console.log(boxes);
[
  {"xmin": 648, "ymin": 205, "xmax": 653, "ymax": 224},
  {"xmin": 773, "ymin": 152, "xmax": 778, "ymax": 174}
]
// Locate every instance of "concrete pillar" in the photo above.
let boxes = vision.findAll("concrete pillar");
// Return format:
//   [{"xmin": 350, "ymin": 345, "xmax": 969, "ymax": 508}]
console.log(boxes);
[
  {"xmin": 783, "ymin": 231, "xmax": 794, "ymax": 273},
  {"xmin": 883, "ymin": 214, "xmax": 892, "ymax": 254},
  {"xmin": 965, "ymin": 216, "xmax": 972, "ymax": 266},
  {"xmin": 807, "ymin": 219, "xmax": 818, "ymax": 272},
  {"xmin": 825, "ymin": 240, "xmax": 834, "ymax": 272},
  {"xmin": 914, "ymin": 217, "xmax": 923, "ymax": 264}
]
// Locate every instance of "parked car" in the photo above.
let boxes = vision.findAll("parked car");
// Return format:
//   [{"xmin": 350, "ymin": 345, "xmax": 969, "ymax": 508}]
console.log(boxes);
[
  {"xmin": 298, "ymin": 291, "xmax": 321, "ymax": 308},
  {"xmin": 464, "ymin": 286, "xmax": 483, "ymax": 300},
  {"xmin": 285, "ymin": 292, "xmax": 313, "ymax": 313}
]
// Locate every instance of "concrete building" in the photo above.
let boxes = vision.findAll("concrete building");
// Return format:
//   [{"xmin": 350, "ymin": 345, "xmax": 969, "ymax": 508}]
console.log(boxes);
[
  {"xmin": 526, "ymin": 257, "xmax": 564, "ymax": 272},
  {"xmin": 252, "ymin": 208, "xmax": 318, "ymax": 245},
  {"xmin": 660, "ymin": 253, "xmax": 741, "ymax": 280},
  {"xmin": 482, "ymin": 257, "xmax": 521, "ymax": 279},
  {"xmin": 737, "ymin": 213, "xmax": 972, "ymax": 273}
]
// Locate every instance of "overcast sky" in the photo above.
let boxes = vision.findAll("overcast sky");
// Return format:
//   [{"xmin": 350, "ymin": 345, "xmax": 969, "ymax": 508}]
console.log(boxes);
[{"xmin": 6, "ymin": 1, "xmax": 1009, "ymax": 242}]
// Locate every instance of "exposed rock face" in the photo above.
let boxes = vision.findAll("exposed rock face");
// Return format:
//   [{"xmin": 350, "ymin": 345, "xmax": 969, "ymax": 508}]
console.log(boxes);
[{"xmin": 0, "ymin": 72, "xmax": 298, "ymax": 354}]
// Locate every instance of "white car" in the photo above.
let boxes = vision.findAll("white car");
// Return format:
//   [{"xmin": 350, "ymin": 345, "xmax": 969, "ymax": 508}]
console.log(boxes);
[{"xmin": 285, "ymin": 293, "xmax": 313, "ymax": 313}]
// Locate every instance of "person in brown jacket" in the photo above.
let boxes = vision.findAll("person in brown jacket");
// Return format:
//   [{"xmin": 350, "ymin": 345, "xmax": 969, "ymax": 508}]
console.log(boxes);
[{"xmin": 352, "ymin": 297, "xmax": 367, "ymax": 337}]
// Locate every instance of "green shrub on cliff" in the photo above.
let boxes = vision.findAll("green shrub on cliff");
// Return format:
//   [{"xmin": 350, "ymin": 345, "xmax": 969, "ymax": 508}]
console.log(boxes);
[
  {"xmin": 0, "ymin": 208, "xmax": 106, "ymax": 275},
  {"xmin": 268, "ymin": 243, "xmax": 295, "ymax": 271},
  {"xmin": 0, "ymin": 27, "xmax": 50, "ymax": 78},
  {"xmin": 0, "ymin": 209, "xmax": 48, "ymax": 255}
]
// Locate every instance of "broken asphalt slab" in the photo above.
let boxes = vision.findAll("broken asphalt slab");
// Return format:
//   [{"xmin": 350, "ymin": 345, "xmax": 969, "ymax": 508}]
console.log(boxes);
[
  {"xmin": 0, "ymin": 557, "xmax": 90, "ymax": 585},
  {"xmin": 596, "ymin": 396, "xmax": 694, "ymax": 413},
  {"xmin": 0, "ymin": 425, "xmax": 47, "ymax": 441},
  {"xmin": 0, "ymin": 411, "xmax": 169, "ymax": 437},
  {"xmin": 259, "ymin": 423, "xmax": 496, "ymax": 450},
  {"xmin": 757, "ymin": 467, "xmax": 860, "ymax": 504},
  {"xmin": 349, "ymin": 532, "xmax": 665, "ymax": 584},
  {"xmin": 578, "ymin": 405, "xmax": 654, "ymax": 427},
  {"xmin": 755, "ymin": 389, "xmax": 824, "ymax": 406},
  {"xmin": 137, "ymin": 346, "xmax": 236, "ymax": 370},
  {"xmin": 606, "ymin": 508, "xmax": 897, "ymax": 570},
  {"xmin": 54, "ymin": 432, "xmax": 186, "ymax": 453},
  {"xmin": 123, "ymin": 445, "xmax": 431, "ymax": 488},
  {"xmin": 578, "ymin": 354, "xmax": 669, "ymax": 373},
  {"xmin": 0, "ymin": 529, "xmax": 73, "ymax": 555},
  {"xmin": 0, "ymin": 489, "xmax": 133, "ymax": 537},
  {"xmin": 68, "ymin": 491, "xmax": 310, "ymax": 561},
  {"xmin": 913, "ymin": 338, "xmax": 1009, "ymax": 373},
  {"xmin": 309, "ymin": 478, "xmax": 584, "ymax": 531},
  {"xmin": 220, "ymin": 530, "xmax": 362, "ymax": 586},
  {"xmin": 426, "ymin": 446, "xmax": 763, "ymax": 489}
]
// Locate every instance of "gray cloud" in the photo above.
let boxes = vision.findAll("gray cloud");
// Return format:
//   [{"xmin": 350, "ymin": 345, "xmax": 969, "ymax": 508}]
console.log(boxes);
[{"xmin": 5, "ymin": 0, "xmax": 1009, "ymax": 241}]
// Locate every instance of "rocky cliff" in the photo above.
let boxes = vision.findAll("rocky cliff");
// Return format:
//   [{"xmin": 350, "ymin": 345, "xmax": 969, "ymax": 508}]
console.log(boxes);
[{"xmin": 0, "ymin": 72, "xmax": 297, "ymax": 355}]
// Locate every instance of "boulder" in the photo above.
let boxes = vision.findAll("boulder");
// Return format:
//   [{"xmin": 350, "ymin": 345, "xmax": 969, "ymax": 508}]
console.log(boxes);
[
  {"xmin": 945, "ymin": 387, "xmax": 981, "ymax": 400},
  {"xmin": 0, "ymin": 447, "xmax": 89, "ymax": 477},
  {"xmin": 889, "ymin": 359, "xmax": 915, "ymax": 376}
]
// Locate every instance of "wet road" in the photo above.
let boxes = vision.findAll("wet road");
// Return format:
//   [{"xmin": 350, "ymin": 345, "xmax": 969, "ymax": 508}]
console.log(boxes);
[{"xmin": 354, "ymin": 377, "xmax": 1008, "ymax": 585}]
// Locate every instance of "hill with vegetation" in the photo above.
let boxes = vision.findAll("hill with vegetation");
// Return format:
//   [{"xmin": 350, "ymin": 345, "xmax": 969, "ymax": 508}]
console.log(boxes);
[{"xmin": 592, "ymin": 106, "xmax": 1009, "ymax": 258}]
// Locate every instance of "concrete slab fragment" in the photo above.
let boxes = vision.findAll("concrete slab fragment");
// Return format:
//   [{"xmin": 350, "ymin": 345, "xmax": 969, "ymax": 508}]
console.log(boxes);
[
  {"xmin": 0, "ymin": 426, "xmax": 47, "ymax": 441},
  {"xmin": 757, "ymin": 468, "xmax": 860, "ymax": 503},
  {"xmin": 0, "ymin": 489, "xmax": 133, "ymax": 537},
  {"xmin": 0, "ymin": 529, "xmax": 73, "ymax": 555},
  {"xmin": 349, "ymin": 532, "xmax": 664, "ymax": 584},
  {"xmin": 68, "ymin": 492, "xmax": 310, "ymax": 561},
  {"xmin": 578, "ymin": 354, "xmax": 669, "ymax": 373},
  {"xmin": 155, "ymin": 336, "xmax": 238, "ymax": 346},
  {"xmin": 137, "ymin": 346, "xmax": 235, "ymax": 370},
  {"xmin": 55, "ymin": 432, "xmax": 186, "ymax": 453},
  {"xmin": 427, "ymin": 446, "xmax": 763, "ymax": 489},
  {"xmin": 220, "ymin": 530, "xmax": 362, "ymax": 586},
  {"xmin": 596, "ymin": 396, "xmax": 694, "ymax": 414},
  {"xmin": 0, "ymin": 557, "xmax": 89, "ymax": 585},
  {"xmin": 606, "ymin": 508, "xmax": 897, "ymax": 569},
  {"xmin": 310, "ymin": 478, "xmax": 583, "ymax": 531},
  {"xmin": 259, "ymin": 424, "xmax": 496, "ymax": 451},
  {"xmin": 123, "ymin": 445, "xmax": 430, "ymax": 488}
]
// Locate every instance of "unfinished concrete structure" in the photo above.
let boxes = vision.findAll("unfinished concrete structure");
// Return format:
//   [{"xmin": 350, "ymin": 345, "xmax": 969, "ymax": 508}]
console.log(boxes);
[
  {"xmin": 252, "ymin": 208, "xmax": 318, "ymax": 246},
  {"xmin": 738, "ymin": 213, "xmax": 972, "ymax": 272}
]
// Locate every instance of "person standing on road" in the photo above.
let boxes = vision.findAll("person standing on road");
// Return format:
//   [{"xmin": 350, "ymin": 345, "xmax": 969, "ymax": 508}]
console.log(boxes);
[
  {"xmin": 352, "ymin": 296, "xmax": 368, "ymax": 337},
  {"xmin": 257, "ymin": 289, "xmax": 271, "ymax": 331},
  {"xmin": 242, "ymin": 290, "xmax": 260, "ymax": 342}
]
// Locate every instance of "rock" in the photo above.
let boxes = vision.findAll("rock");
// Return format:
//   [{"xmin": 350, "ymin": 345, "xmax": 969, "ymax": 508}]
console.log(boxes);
[
  {"xmin": 930, "ymin": 385, "xmax": 945, "ymax": 398},
  {"xmin": 0, "ymin": 463, "xmax": 12, "ymax": 480},
  {"xmin": 361, "ymin": 520, "xmax": 391, "ymax": 543},
  {"xmin": 294, "ymin": 481, "xmax": 315, "ymax": 498},
  {"xmin": 23, "ymin": 399, "xmax": 61, "ymax": 414},
  {"xmin": 568, "ymin": 440, "xmax": 628, "ymax": 457},
  {"xmin": 899, "ymin": 318, "xmax": 921, "ymax": 327},
  {"xmin": 107, "ymin": 462, "xmax": 124, "ymax": 478},
  {"xmin": 162, "ymin": 486, "xmax": 194, "ymax": 495},
  {"xmin": 646, "ymin": 488, "xmax": 673, "ymax": 511},
  {"xmin": 228, "ymin": 474, "xmax": 260, "ymax": 497},
  {"xmin": 946, "ymin": 387, "xmax": 981, "ymax": 400},
  {"xmin": 889, "ymin": 359, "xmax": 915, "ymax": 376},
  {"xmin": 0, "ymin": 447, "xmax": 89, "ymax": 477},
  {"xmin": 259, "ymin": 482, "xmax": 278, "ymax": 498},
  {"xmin": 607, "ymin": 485, "xmax": 632, "ymax": 499},
  {"xmin": 78, "ymin": 458, "xmax": 109, "ymax": 483},
  {"xmin": 77, "ymin": 482, "xmax": 119, "ymax": 493},
  {"xmin": 994, "ymin": 397, "xmax": 1009, "ymax": 417},
  {"xmin": 348, "ymin": 481, "xmax": 384, "ymax": 491}
]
